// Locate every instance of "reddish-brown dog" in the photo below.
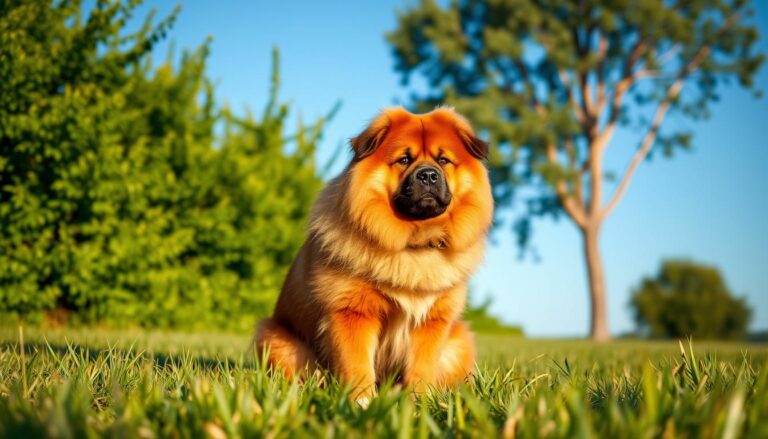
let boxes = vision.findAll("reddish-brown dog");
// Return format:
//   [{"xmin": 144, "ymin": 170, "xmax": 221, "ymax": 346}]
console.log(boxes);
[{"xmin": 254, "ymin": 107, "xmax": 493, "ymax": 403}]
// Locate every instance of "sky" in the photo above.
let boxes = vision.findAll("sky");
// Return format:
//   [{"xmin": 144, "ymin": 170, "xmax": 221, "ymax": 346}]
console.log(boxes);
[{"xmin": 133, "ymin": 0, "xmax": 767, "ymax": 337}]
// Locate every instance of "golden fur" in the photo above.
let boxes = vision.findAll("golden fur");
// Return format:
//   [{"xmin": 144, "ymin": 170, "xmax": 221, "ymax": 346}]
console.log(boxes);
[{"xmin": 254, "ymin": 106, "xmax": 493, "ymax": 402}]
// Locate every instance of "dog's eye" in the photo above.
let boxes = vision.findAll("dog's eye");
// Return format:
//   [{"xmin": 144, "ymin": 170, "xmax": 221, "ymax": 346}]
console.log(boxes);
[
  {"xmin": 437, "ymin": 156, "xmax": 451, "ymax": 166},
  {"xmin": 398, "ymin": 156, "xmax": 412, "ymax": 166}
]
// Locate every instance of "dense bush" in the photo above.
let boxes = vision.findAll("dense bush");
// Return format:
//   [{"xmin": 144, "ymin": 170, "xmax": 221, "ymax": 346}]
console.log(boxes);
[
  {"xmin": 0, "ymin": 1, "xmax": 328, "ymax": 331},
  {"xmin": 631, "ymin": 260, "xmax": 752, "ymax": 340}
]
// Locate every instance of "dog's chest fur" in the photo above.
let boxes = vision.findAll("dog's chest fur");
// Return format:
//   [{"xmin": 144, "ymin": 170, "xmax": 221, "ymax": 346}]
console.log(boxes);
[{"xmin": 375, "ymin": 289, "xmax": 438, "ymax": 381}]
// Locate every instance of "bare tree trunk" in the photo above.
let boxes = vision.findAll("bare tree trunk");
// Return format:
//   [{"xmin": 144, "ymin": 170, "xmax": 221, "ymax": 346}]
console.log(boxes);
[{"xmin": 582, "ymin": 223, "xmax": 611, "ymax": 341}]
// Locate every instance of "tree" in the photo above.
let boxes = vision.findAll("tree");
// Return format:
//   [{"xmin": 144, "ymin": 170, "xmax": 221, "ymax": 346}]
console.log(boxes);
[
  {"xmin": 387, "ymin": 0, "xmax": 763, "ymax": 340},
  {"xmin": 0, "ymin": 1, "xmax": 330, "ymax": 331},
  {"xmin": 631, "ymin": 260, "xmax": 751, "ymax": 339}
]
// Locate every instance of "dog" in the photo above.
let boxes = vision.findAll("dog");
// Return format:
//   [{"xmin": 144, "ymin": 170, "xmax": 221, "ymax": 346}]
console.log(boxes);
[{"xmin": 254, "ymin": 106, "xmax": 493, "ymax": 404}]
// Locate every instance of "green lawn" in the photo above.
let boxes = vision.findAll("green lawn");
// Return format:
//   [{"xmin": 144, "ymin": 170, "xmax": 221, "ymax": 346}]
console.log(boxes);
[{"xmin": 1, "ymin": 326, "xmax": 766, "ymax": 437}]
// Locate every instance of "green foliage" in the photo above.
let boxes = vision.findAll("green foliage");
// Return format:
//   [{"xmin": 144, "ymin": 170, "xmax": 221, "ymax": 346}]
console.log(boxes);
[
  {"xmin": 1, "ymin": 327, "xmax": 767, "ymax": 437},
  {"xmin": 387, "ymin": 0, "xmax": 763, "ymax": 245},
  {"xmin": 631, "ymin": 260, "xmax": 752, "ymax": 340},
  {"xmin": 465, "ymin": 298, "xmax": 524, "ymax": 336},
  {"xmin": 0, "ymin": 1, "xmax": 327, "ymax": 331}
]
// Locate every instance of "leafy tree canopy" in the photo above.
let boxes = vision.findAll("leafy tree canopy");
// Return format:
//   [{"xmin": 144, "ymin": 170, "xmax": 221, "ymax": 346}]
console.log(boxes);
[
  {"xmin": 388, "ymin": 0, "xmax": 763, "ymax": 244},
  {"xmin": 631, "ymin": 260, "xmax": 752, "ymax": 339}
]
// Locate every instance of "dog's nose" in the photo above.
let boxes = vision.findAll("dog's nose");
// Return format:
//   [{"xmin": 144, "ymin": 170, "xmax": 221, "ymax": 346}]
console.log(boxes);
[{"xmin": 416, "ymin": 167, "xmax": 439, "ymax": 185}]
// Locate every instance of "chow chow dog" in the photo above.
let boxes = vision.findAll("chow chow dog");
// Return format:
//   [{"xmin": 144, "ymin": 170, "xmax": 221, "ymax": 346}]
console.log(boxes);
[{"xmin": 254, "ymin": 106, "xmax": 493, "ymax": 404}]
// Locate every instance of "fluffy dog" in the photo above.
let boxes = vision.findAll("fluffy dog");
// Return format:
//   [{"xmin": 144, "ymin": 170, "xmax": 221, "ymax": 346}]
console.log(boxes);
[{"xmin": 254, "ymin": 107, "xmax": 493, "ymax": 403}]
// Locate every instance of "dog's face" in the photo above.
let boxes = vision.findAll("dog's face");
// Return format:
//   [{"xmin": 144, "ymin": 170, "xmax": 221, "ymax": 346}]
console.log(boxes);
[
  {"xmin": 345, "ymin": 107, "xmax": 493, "ymax": 251},
  {"xmin": 393, "ymin": 159, "xmax": 452, "ymax": 220}
]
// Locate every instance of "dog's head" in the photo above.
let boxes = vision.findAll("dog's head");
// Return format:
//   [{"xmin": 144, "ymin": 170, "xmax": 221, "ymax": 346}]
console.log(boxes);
[{"xmin": 345, "ymin": 107, "xmax": 493, "ymax": 251}]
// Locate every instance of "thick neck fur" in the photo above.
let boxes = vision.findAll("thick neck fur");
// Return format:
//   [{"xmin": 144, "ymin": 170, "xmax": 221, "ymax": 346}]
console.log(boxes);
[{"xmin": 308, "ymin": 172, "xmax": 487, "ymax": 294}]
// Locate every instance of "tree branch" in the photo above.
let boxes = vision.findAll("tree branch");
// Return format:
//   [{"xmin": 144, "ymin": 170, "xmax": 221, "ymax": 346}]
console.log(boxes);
[
  {"xmin": 537, "ymin": 27, "xmax": 585, "ymax": 124},
  {"xmin": 597, "ymin": 39, "xmax": 646, "ymax": 125},
  {"xmin": 564, "ymin": 136, "xmax": 585, "ymax": 210},
  {"xmin": 578, "ymin": 71, "xmax": 595, "ymax": 127},
  {"xmin": 560, "ymin": 70, "xmax": 586, "ymax": 125},
  {"xmin": 514, "ymin": 59, "xmax": 545, "ymax": 115},
  {"xmin": 601, "ymin": 9, "xmax": 743, "ymax": 220},
  {"xmin": 588, "ymin": 39, "xmax": 648, "ymax": 204},
  {"xmin": 546, "ymin": 142, "xmax": 587, "ymax": 227},
  {"xmin": 600, "ymin": 47, "xmax": 711, "ymax": 220},
  {"xmin": 595, "ymin": 33, "xmax": 609, "ymax": 115},
  {"xmin": 492, "ymin": 58, "xmax": 545, "ymax": 115},
  {"xmin": 656, "ymin": 43, "xmax": 681, "ymax": 65},
  {"xmin": 572, "ymin": 26, "xmax": 596, "ymax": 127}
]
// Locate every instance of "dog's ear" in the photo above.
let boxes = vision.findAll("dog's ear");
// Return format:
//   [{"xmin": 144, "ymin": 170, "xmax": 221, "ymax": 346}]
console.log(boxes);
[
  {"xmin": 457, "ymin": 129, "xmax": 489, "ymax": 160},
  {"xmin": 350, "ymin": 114, "xmax": 390, "ymax": 161},
  {"xmin": 431, "ymin": 106, "xmax": 489, "ymax": 160}
]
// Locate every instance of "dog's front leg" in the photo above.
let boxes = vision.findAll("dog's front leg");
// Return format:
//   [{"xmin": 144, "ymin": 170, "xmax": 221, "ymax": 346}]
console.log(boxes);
[
  {"xmin": 403, "ymin": 286, "xmax": 468, "ymax": 392},
  {"xmin": 326, "ymin": 308, "xmax": 381, "ymax": 406},
  {"xmin": 404, "ymin": 316, "xmax": 452, "ymax": 391}
]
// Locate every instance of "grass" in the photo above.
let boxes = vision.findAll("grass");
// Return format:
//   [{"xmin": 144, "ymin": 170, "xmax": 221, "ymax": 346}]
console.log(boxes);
[{"xmin": 1, "ymin": 326, "xmax": 767, "ymax": 438}]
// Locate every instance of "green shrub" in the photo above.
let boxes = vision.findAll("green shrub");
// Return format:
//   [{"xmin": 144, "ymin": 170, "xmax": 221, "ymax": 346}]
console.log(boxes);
[
  {"xmin": 0, "ymin": 1, "xmax": 328, "ymax": 331},
  {"xmin": 465, "ymin": 298, "xmax": 524, "ymax": 336},
  {"xmin": 631, "ymin": 260, "xmax": 752, "ymax": 339}
]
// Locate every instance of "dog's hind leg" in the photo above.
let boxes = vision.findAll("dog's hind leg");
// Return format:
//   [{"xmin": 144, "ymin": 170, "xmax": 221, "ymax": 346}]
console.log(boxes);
[{"xmin": 254, "ymin": 318, "xmax": 318, "ymax": 378}]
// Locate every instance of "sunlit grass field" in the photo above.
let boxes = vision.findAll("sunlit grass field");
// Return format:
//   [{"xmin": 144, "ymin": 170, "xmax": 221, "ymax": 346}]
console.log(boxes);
[{"xmin": 1, "ymin": 326, "xmax": 767, "ymax": 437}]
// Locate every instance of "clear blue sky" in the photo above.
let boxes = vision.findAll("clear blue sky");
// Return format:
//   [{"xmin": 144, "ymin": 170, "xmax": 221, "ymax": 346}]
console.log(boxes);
[{"xmin": 135, "ymin": 0, "xmax": 768, "ymax": 337}]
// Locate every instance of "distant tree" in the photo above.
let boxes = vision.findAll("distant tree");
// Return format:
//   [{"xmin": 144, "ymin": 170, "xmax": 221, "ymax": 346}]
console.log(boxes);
[
  {"xmin": 0, "ymin": 1, "xmax": 329, "ymax": 330},
  {"xmin": 631, "ymin": 260, "xmax": 751, "ymax": 339},
  {"xmin": 388, "ymin": 0, "xmax": 763, "ymax": 340}
]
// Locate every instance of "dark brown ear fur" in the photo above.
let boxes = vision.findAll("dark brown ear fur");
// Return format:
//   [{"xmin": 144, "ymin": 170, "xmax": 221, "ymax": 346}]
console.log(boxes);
[
  {"xmin": 457, "ymin": 129, "xmax": 489, "ymax": 160},
  {"xmin": 430, "ymin": 106, "xmax": 489, "ymax": 160},
  {"xmin": 350, "ymin": 117, "xmax": 390, "ymax": 161}
]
